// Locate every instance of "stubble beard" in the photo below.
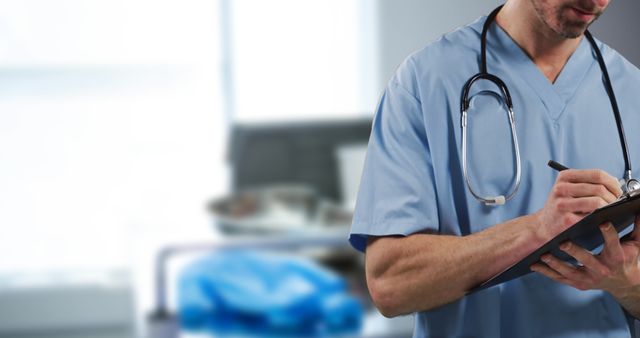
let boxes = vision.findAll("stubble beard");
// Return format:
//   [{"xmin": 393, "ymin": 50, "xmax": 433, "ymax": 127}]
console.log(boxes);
[{"xmin": 530, "ymin": 1, "xmax": 602, "ymax": 39}]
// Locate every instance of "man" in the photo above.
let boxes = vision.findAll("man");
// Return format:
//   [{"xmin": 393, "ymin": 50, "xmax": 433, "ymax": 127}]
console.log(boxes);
[{"xmin": 350, "ymin": 0, "xmax": 640, "ymax": 337}]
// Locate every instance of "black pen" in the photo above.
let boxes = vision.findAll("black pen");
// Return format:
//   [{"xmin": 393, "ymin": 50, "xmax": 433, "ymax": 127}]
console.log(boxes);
[{"xmin": 548, "ymin": 160, "xmax": 569, "ymax": 172}]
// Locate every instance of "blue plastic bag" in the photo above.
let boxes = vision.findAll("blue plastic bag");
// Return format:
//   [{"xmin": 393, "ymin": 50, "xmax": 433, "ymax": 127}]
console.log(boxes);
[{"xmin": 178, "ymin": 250, "xmax": 363, "ymax": 337}]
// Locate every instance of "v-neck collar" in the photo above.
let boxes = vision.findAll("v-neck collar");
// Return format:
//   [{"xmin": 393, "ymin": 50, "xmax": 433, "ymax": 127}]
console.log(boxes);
[{"xmin": 479, "ymin": 17, "xmax": 597, "ymax": 121}]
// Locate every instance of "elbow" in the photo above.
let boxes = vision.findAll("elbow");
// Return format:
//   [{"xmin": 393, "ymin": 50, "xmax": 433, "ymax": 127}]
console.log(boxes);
[
  {"xmin": 365, "ymin": 237, "xmax": 411, "ymax": 317},
  {"xmin": 367, "ymin": 273, "xmax": 405, "ymax": 318}
]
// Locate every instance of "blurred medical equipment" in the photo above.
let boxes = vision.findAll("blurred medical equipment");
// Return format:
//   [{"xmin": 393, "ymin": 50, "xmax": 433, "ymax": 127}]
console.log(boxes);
[
  {"xmin": 461, "ymin": 5, "xmax": 640, "ymax": 206},
  {"xmin": 210, "ymin": 118, "xmax": 371, "ymax": 234},
  {"xmin": 209, "ymin": 185, "xmax": 353, "ymax": 234},
  {"xmin": 228, "ymin": 119, "xmax": 371, "ymax": 203},
  {"xmin": 178, "ymin": 251, "xmax": 362, "ymax": 337},
  {"xmin": 146, "ymin": 235, "xmax": 413, "ymax": 338}
]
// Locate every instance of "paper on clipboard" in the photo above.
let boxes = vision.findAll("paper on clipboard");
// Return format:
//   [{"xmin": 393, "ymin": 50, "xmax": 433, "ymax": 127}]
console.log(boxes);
[{"xmin": 469, "ymin": 191, "xmax": 640, "ymax": 293}]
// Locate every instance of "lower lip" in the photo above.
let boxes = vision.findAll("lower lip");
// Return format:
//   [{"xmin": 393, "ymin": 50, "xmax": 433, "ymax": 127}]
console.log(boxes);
[{"xmin": 570, "ymin": 8, "xmax": 595, "ymax": 21}]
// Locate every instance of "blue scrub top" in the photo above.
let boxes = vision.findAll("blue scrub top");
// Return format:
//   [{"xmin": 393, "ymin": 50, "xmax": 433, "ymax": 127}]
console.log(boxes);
[{"xmin": 351, "ymin": 16, "xmax": 640, "ymax": 338}]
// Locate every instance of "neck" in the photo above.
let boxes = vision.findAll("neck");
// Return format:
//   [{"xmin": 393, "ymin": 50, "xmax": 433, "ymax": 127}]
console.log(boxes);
[{"xmin": 495, "ymin": 0, "xmax": 583, "ymax": 83}]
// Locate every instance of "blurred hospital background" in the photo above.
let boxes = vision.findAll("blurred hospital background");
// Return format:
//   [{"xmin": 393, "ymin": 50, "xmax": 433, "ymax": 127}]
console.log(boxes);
[{"xmin": 0, "ymin": 1, "xmax": 639, "ymax": 337}]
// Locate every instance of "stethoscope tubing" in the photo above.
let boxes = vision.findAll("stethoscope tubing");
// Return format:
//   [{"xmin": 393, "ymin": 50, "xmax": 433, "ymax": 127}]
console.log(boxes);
[
  {"xmin": 583, "ymin": 30, "xmax": 633, "ymax": 182},
  {"xmin": 461, "ymin": 73, "xmax": 521, "ymax": 205}
]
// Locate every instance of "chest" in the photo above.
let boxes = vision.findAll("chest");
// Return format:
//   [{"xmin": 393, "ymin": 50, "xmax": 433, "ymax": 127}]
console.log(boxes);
[{"xmin": 420, "ymin": 64, "xmax": 640, "ymax": 231}]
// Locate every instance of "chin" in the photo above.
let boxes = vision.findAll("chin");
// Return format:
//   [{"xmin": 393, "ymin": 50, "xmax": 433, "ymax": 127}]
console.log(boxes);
[
  {"xmin": 558, "ymin": 29, "xmax": 584, "ymax": 39},
  {"xmin": 556, "ymin": 21, "xmax": 591, "ymax": 38}
]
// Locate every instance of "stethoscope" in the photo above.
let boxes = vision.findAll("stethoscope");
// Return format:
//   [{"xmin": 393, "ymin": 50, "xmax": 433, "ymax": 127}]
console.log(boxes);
[{"xmin": 461, "ymin": 5, "xmax": 640, "ymax": 206}]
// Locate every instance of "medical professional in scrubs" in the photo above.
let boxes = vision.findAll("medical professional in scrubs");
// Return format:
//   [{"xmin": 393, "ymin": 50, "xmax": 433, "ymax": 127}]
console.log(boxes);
[{"xmin": 350, "ymin": 0, "xmax": 640, "ymax": 337}]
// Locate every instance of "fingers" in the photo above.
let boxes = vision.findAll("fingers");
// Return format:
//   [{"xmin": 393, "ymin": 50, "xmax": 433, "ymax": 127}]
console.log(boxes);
[
  {"xmin": 530, "ymin": 263, "xmax": 568, "ymax": 283},
  {"xmin": 559, "ymin": 241, "xmax": 609, "ymax": 277},
  {"xmin": 551, "ymin": 170, "xmax": 621, "ymax": 215},
  {"xmin": 530, "ymin": 261, "xmax": 583, "ymax": 290},
  {"xmin": 557, "ymin": 169, "xmax": 622, "ymax": 198},
  {"xmin": 556, "ymin": 196, "xmax": 609, "ymax": 213},
  {"xmin": 540, "ymin": 254, "xmax": 582, "ymax": 280},
  {"xmin": 535, "ymin": 255, "xmax": 589, "ymax": 290},
  {"xmin": 600, "ymin": 223, "xmax": 624, "ymax": 264},
  {"xmin": 554, "ymin": 182, "xmax": 618, "ymax": 204}
]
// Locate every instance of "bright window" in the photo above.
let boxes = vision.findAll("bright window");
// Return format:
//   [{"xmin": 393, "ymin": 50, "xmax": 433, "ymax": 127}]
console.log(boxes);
[
  {"xmin": 0, "ymin": 0, "xmax": 226, "ymax": 273},
  {"xmin": 229, "ymin": 0, "xmax": 378, "ymax": 122}
]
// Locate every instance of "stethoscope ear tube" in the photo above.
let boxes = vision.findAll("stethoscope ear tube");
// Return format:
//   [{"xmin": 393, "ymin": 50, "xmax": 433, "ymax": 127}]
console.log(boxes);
[
  {"xmin": 460, "ymin": 4, "xmax": 522, "ymax": 206},
  {"xmin": 461, "ymin": 73, "xmax": 514, "ymax": 112}
]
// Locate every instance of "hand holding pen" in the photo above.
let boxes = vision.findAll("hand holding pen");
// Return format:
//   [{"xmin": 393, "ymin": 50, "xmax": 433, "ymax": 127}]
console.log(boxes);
[
  {"xmin": 548, "ymin": 160, "xmax": 630, "ymax": 201},
  {"xmin": 532, "ymin": 161, "xmax": 622, "ymax": 242}
]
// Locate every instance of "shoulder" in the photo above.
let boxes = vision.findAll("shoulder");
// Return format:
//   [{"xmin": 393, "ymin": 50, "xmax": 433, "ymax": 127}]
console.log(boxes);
[{"xmin": 390, "ymin": 17, "xmax": 484, "ymax": 99}]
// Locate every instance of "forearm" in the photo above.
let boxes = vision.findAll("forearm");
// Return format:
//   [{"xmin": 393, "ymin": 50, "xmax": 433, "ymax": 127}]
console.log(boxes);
[{"xmin": 366, "ymin": 212, "xmax": 544, "ymax": 317}]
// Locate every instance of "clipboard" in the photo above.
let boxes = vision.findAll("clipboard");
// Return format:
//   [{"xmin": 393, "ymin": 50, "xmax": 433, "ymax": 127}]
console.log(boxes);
[{"xmin": 469, "ymin": 191, "xmax": 640, "ymax": 293}]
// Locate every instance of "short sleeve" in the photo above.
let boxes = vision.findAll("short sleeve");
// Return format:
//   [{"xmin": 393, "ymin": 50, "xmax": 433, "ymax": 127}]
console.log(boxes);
[{"xmin": 349, "ymin": 76, "xmax": 440, "ymax": 252}]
